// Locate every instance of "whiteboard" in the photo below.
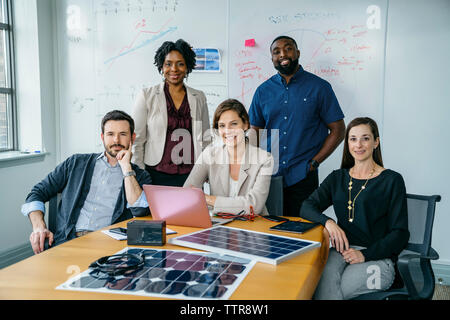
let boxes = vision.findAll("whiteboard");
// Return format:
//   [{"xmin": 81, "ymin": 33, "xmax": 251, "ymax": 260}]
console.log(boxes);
[
  {"xmin": 56, "ymin": 0, "xmax": 228, "ymax": 159},
  {"xmin": 228, "ymin": 0, "xmax": 387, "ymax": 119},
  {"xmin": 56, "ymin": 0, "xmax": 387, "ymax": 165}
]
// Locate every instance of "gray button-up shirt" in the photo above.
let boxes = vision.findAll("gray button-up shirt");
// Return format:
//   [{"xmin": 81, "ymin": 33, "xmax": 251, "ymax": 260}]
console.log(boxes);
[{"xmin": 75, "ymin": 153, "xmax": 146, "ymax": 232}]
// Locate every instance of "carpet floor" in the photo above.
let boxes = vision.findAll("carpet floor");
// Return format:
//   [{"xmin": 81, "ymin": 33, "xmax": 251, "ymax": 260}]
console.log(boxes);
[{"xmin": 432, "ymin": 284, "xmax": 450, "ymax": 300}]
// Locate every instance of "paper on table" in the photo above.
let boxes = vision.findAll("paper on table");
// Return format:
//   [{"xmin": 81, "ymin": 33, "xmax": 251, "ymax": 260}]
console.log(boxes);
[
  {"xmin": 102, "ymin": 228, "xmax": 177, "ymax": 241},
  {"xmin": 102, "ymin": 230, "xmax": 127, "ymax": 240}
]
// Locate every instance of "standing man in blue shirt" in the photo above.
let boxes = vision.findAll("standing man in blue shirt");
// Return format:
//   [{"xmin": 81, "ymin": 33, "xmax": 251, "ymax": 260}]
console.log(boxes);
[
  {"xmin": 249, "ymin": 35, "xmax": 345, "ymax": 217},
  {"xmin": 21, "ymin": 110, "xmax": 152, "ymax": 254}
]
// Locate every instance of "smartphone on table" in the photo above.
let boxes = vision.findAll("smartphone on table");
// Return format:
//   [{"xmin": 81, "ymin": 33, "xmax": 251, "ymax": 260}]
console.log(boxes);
[{"xmin": 109, "ymin": 227, "xmax": 127, "ymax": 236}]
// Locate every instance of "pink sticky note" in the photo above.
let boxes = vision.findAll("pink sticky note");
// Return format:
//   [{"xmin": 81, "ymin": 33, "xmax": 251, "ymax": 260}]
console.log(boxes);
[{"xmin": 245, "ymin": 39, "xmax": 255, "ymax": 47}]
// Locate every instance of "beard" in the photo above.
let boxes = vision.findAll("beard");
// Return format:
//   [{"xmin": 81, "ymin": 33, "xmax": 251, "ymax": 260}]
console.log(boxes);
[
  {"xmin": 274, "ymin": 58, "xmax": 299, "ymax": 76},
  {"xmin": 105, "ymin": 143, "xmax": 126, "ymax": 158}
]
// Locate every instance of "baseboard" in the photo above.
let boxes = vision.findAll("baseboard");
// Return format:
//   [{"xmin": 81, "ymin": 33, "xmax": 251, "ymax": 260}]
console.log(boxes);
[
  {"xmin": 432, "ymin": 262, "xmax": 450, "ymax": 286},
  {"xmin": 0, "ymin": 242, "xmax": 34, "ymax": 270}
]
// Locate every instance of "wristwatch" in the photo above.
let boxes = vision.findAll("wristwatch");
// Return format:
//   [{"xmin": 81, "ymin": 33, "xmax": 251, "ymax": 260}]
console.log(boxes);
[
  {"xmin": 123, "ymin": 170, "xmax": 136, "ymax": 178},
  {"xmin": 310, "ymin": 160, "xmax": 320, "ymax": 170}
]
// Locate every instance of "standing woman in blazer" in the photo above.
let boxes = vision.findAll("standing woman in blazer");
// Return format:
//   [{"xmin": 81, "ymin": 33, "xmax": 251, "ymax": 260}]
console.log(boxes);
[
  {"xmin": 132, "ymin": 39, "xmax": 210, "ymax": 186},
  {"xmin": 184, "ymin": 99, "xmax": 274, "ymax": 215}
]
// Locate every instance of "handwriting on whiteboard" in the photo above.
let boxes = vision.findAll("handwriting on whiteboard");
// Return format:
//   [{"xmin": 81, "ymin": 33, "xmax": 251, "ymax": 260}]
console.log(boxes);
[
  {"xmin": 231, "ymin": 20, "xmax": 375, "ymax": 105},
  {"xmin": 269, "ymin": 12, "xmax": 340, "ymax": 24}
]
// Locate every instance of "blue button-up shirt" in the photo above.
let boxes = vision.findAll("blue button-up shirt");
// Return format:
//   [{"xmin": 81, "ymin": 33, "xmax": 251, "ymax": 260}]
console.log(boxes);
[{"xmin": 249, "ymin": 65, "xmax": 344, "ymax": 187}]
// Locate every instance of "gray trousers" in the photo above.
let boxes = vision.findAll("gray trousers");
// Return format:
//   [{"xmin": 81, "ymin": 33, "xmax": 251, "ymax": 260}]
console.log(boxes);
[{"xmin": 314, "ymin": 247, "xmax": 396, "ymax": 300}]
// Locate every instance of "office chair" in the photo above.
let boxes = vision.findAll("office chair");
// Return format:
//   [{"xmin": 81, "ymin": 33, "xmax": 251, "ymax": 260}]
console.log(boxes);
[
  {"xmin": 44, "ymin": 194, "xmax": 61, "ymax": 250},
  {"xmin": 265, "ymin": 176, "xmax": 284, "ymax": 216},
  {"xmin": 353, "ymin": 193, "xmax": 441, "ymax": 300}
]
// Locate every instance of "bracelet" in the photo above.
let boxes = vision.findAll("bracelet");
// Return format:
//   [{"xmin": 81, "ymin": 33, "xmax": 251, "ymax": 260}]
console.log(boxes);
[
  {"xmin": 123, "ymin": 170, "xmax": 136, "ymax": 178},
  {"xmin": 310, "ymin": 159, "xmax": 320, "ymax": 170}
]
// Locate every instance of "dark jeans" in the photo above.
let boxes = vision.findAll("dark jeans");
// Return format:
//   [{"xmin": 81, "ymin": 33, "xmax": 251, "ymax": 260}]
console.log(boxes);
[
  {"xmin": 145, "ymin": 166, "xmax": 190, "ymax": 187},
  {"xmin": 283, "ymin": 169, "xmax": 319, "ymax": 217}
]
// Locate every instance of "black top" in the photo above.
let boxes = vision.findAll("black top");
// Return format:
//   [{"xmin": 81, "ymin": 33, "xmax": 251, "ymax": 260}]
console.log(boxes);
[
  {"xmin": 300, "ymin": 169, "xmax": 409, "ymax": 262},
  {"xmin": 151, "ymin": 82, "xmax": 194, "ymax": 174}
]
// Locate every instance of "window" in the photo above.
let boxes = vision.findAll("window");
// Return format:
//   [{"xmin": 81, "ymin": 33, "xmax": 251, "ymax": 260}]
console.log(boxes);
[{"xmin": 0, "ymin": 0, "xmax": 15, "ymax": 152}]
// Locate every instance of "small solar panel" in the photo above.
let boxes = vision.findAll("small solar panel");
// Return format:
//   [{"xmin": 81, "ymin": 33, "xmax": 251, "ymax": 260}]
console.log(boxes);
[
  {"xmin": 168, "ymin": 226, "xmax": 321, "ymax": 265},
  {"xmin": 56, "ymin": 247, "xmax": 255, "ymax": 300}
]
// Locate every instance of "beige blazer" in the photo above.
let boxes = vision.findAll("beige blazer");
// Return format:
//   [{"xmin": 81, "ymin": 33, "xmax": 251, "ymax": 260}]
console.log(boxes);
[
  {"xmin": 132, "ymin": 82, "xmax": 211, "ymax": 169},
  {"xmin": 183, "ymin": 141, "xmax": 274, "ymax": 215}
]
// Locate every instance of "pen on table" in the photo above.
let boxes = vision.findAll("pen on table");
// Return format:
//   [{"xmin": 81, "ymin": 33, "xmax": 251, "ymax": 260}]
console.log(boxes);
[{"xmin": 230, "ymin": 210, "xmax": 246, "ymax": 221}]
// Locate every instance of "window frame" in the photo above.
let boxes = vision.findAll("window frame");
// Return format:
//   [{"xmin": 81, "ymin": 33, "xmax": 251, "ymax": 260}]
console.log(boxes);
[{"xmin": 0, "ymin": 0, "xmax": 17, "ymax": 152}]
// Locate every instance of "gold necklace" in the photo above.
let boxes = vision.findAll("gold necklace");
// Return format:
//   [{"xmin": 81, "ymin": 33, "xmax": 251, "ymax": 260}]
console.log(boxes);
[{"xmin": 347, "ymin": 167, "xmax": 375, "ymax": 222}]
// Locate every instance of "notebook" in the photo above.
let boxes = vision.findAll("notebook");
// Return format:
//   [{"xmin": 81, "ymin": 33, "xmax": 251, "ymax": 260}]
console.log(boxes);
[{"xmin": 142, "ymin": 185, "xmax": 231, "ymax": 228}]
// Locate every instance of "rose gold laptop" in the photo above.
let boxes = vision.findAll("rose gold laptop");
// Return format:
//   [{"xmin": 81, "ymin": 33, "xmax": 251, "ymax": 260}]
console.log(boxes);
[{"xmin": 143, "ymin": 185, "xmax": 231, "ymax": 228}]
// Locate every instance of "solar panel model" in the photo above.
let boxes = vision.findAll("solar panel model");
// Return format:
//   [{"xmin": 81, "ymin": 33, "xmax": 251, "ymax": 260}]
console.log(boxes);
[
  {"xmin": 56, "ymin": 247, "xmax": 256, "ymax": 300},
  {"xmin": 168, "ymin": 226, "xmax": 321, "ymax": 265}
]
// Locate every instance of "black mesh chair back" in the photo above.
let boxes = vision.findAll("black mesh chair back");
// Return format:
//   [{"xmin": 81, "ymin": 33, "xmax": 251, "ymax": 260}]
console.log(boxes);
[
  {"xmin": 406, "ymin": 194, "xmax": 440, "ymax": 257},
  {"xmin": 48, "ymin": 194, "xmax": 61, "ymax": 234},
  {"xmin": 45, "ymin": 194, "xmax": 61, "ymax": 250},
  {"xmin": 265, "ymin": 176, "xmax": 284, "ymax": 216}
]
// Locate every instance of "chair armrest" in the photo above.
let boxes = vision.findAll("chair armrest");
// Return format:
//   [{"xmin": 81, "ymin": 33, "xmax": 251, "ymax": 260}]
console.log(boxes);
[
  {"xmin": 397, "ymin": 249, "xmax": 438, "ymax": 300},
  {"xmin": 398, "ymin": 247, "xmax": 439, "ymax": 261},
  {"xmin": 397, "ymin": 253, "xmax": 421, "ymax": 300},
  {"xmin": 427, "ymin": 247, "xmax": 439, "ymax": 260}
]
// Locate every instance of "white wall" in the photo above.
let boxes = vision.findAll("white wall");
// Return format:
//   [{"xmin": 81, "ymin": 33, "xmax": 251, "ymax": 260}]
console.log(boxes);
[
  {"xmin": 383, "ymin": 0, "xmax": 450, "ymax": 265},
  {"xmin": 0, "ymin": 0, "xmax": 56, "ymax": 255}
]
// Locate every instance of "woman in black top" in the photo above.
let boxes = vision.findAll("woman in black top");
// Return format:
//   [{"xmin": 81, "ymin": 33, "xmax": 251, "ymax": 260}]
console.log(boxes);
[{"xmin": 300, "ymin": 117, "xmax": 409, "ymax": 300}]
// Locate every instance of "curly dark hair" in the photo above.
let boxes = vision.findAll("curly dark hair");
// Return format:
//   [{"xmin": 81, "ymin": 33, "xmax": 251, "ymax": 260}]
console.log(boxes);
[{"xmin": 154, "ymin": 39, "xmax": 196, "ymax": 75}]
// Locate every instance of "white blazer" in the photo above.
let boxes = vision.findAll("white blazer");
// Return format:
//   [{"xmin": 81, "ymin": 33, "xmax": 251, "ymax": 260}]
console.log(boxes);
[
  {"xmin": 132, "ymin": 82, "xmax": 211, "ymax": 169},
  {"xmin": 183, "ymin": 141, "xmax": 274, "ymax": 215}
]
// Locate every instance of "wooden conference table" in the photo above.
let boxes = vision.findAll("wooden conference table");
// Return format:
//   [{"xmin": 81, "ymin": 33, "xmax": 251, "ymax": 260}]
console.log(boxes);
[{"xmin": 0, "ymin": 217, "xmax": 329, "ymax": 300}]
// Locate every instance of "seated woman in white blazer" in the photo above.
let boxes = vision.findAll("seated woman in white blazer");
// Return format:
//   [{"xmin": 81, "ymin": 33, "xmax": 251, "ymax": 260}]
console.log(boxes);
[{"xmin": 183, "ymin": 99, "xmax": 274, "ymax": 215}]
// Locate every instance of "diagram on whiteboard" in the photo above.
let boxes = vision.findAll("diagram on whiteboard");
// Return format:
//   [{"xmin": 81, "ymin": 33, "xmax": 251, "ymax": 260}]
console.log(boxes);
[
  {"xmin": 57, "ymin": 0, "xmax": 227, "ymax": 158},
  {"xmin": 95, "ymin": 0, "xmax": 180, "ymax": 15}
]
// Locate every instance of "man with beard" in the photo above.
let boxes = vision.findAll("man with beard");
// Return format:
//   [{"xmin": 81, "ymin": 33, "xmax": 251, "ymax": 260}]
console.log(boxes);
[
  {"xmin": 21, "ymin": 110, "xmax": 152, "ymax": 254},
  {"xmin": 249, "ymin": 36, "xmax": 345, "ymax": 217}
]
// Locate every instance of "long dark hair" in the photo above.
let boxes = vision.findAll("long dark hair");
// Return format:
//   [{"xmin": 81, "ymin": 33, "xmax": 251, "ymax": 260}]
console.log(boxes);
[
  {"xmin": 341, "ymin": 117, "xmax": 383, "ymax": 169},
  {"xmin": 154, "ymin": 39, "xmax": 196, "ymax": 75}
]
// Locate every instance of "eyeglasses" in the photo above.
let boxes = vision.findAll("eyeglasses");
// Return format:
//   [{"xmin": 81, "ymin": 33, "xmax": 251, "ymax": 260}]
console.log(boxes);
[{"xmin": 215, "ymin": 206, "xmax": 257, "ymax": 222}]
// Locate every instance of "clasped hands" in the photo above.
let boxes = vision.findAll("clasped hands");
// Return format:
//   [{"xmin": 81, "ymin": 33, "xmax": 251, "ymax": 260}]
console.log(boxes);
[{"xmin": 324, "ymin": 219, "xmax": 365, "ymax": 264}]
